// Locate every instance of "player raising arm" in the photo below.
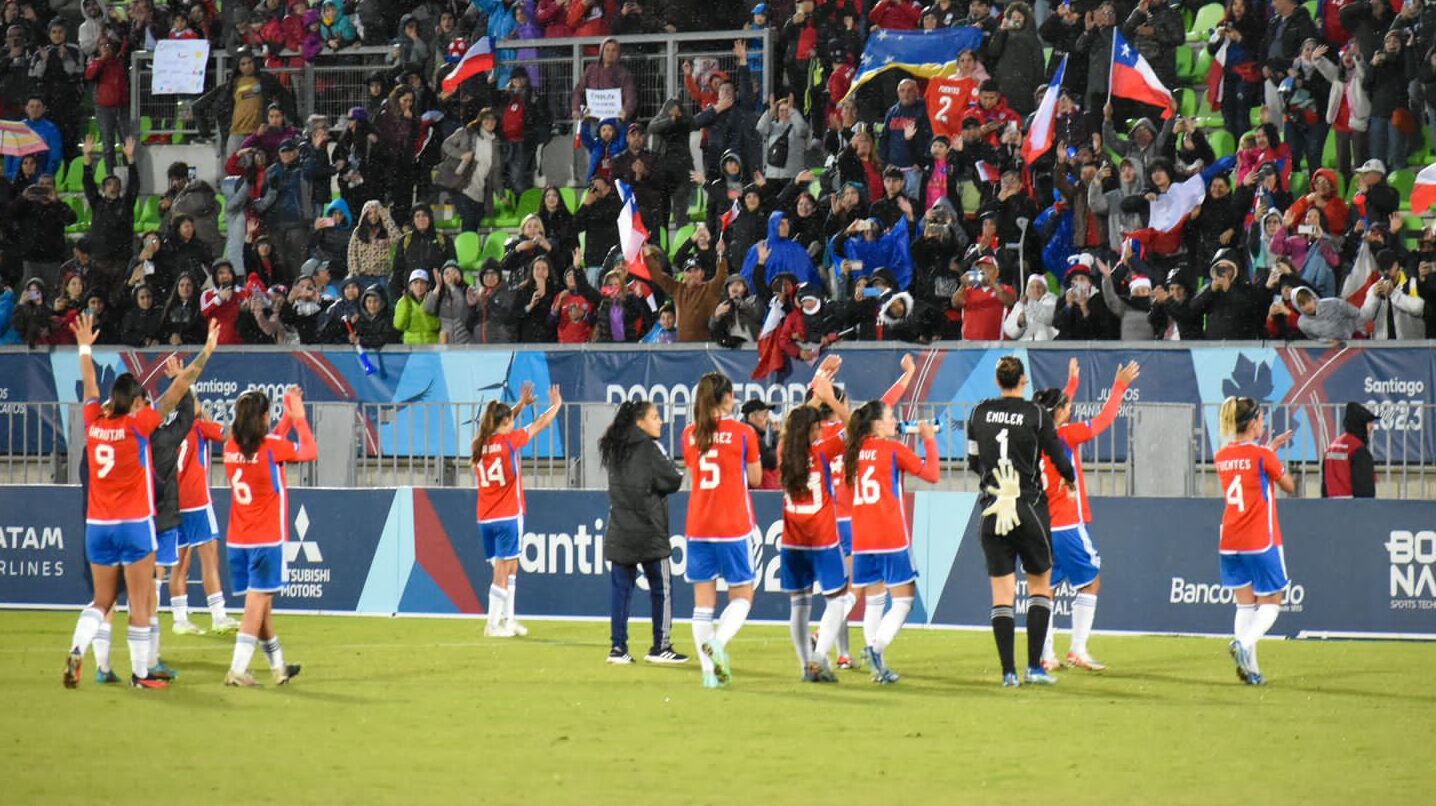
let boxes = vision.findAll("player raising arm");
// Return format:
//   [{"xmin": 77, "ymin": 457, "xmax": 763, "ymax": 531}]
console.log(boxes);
[
  {"xmin": 474, "ymin": 382, "xmax": 562, "ymax": 638},
  {"xmin": 171, "ymin": 400, "xmax": 240, "ymax": 635},
  {"xmin": 1215, "ymin": 396, "xmax": 1295, "ymax": 686},
  {"xmin": 221, "ymin": 387, "xmax": 316, "ymax": 687},
  {"xmin": 683, "ymin": 372, "xmax": 762, "ymax": 689},
  {"xmin": 63, "ymin": 315, "xmax": 219, "ymax": 689},
  {"xmin": 845, "ymin": 397, "xmax": 939, "ymax": 684},
  {"xmin": 1032, "ymin": 358, "xmax": 1140, "ymax": 672}
]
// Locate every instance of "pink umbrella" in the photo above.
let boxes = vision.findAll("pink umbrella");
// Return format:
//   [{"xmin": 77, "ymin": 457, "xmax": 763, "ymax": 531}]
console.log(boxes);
[{"xmin": 0, "ymin": 120, "xmax": 49, "ymax": 158}]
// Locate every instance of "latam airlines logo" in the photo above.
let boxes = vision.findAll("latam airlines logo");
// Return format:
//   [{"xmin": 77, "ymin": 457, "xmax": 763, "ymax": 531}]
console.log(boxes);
[
  {"xmin": 1386, "ymin": 530, "xmax": 1436, "ymax": 609},
  {"xmin": 282, "ymin": 506, "xmax": 329, "ymax": 599}
]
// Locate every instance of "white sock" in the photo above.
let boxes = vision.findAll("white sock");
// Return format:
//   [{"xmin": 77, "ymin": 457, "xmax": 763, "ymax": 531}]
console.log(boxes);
[
  {"xmin": 714, "ymin": 597, "xmax": 751, "ymax": 646},
  {"xmin": 1242, "ymin": 603, "xmax": 1281, "ymax": 674},
  {"xmin": 70, "ymin": 606, "xmax": 104, "ymax": 654},
  {"xmin": 788, "ymin": 593, "xmax": 812, "ymax": 668},
  {"xmin": 1071, "ymin": 593, "xmax": 1098, "ymax": 656},
  {"xmin": 1042, "ymin": 621, "xmax": 1057, "ymax": 663},
  {"xmin": 837, "ymin": 591, "xmax": 856, "ymax": 656},
  {"xmin": 814, "ymin": 595, "xmax": 846, "ymax": 660},
  {"xmin": 263, "ymin": 637, "xmax": 285, "ymax": 671},
  {"xmin": 506, "ymin": 575, "xmax": 518, "ymax": 622},
  {"xmin": 862, "ymin": 592, "xmax": 887, "ymax": 648},
  {"xmin": 171, "ymin": 593, "xmax": 189, "ymax": 624},
  {"xmin": 873, "ymin": 596, "xmax": 912, "ymax": 653},
  {"xmin": 127, "ymin": 625, "xmax": 151, "ymax": 678},
  {"xmin": 154, "ymin": 578, "xmax": 164, "ymax": 612},
  {"xmin": 231, "ymin": 633, "xmax": 258, "ymax": 675},
  {"xmin": 93, "ymin": 623, "xmax": 113, "ymax": 673},
  {"xmin": 148, "ymin": 617, "xmax": 160, "ymax": 666},
  {"xmin": 207, "ymin": 592, "xmax": 227, "ymax": 622},
  {"xmin": 1233, "ymin": 603, "xmax": 1256, "ymax": 641},
  {"xmin": 692, "ymin": 607, "xmax": 715, "ymax": 675},
  {"xmin": 487, "ymin": 585, "xmax": 508, "ymax": 629}
]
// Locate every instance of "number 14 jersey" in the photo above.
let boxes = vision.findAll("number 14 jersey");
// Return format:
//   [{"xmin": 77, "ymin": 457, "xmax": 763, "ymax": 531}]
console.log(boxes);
[{"xmin": 476, "ymin": 429, "xmax": 531, "ymax": 523}]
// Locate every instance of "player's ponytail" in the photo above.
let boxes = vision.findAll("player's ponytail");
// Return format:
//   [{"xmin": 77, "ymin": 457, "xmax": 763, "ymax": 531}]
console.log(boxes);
[
  {"xmin": 473, "ymin": 401, "xmax": 513, "ymax": 463},
  {"xmin": 1219, "ymin": 396, "xmax": 1259, "ymax": 441},
  {"xmin": 105, "ymin": 373, "xmax": 146, "ymax": 418},
  {"xmin": 232, "ymin": 390, "xmax": 270, "ymax": 458},
  {"xmin": 780, "ymin": 406, "xmax": 823, "ymax": 498},
  {"xmin": 1032, "ymin": 387, "xmax": 1069, "ymax": 414},
  {"xmin": 599, "ymin": 400, "xmax": 654, "ymax": 470},
  {"xmin": 844, "ymin": 400, "xmax": 885, "ymax": 487},
  {"xmin": 693, "ymin": 372, "xmax": 733, "ymax": 454}
]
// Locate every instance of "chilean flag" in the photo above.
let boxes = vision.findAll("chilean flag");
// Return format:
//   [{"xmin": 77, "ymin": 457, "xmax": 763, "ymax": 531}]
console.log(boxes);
[
  {"xmin": 1020, "ymin": 55, "xmax": 1067, "ymax": 165},
  {"xmin": 614, "ymin": 179, "xmax": 652, "ymax": 280},
  {"xmin": 1110, "ymin": 31, "xmax": 1174, "ymax": 118},
  {"xmin": 751, "ymin": 297, "xmax": 790, "ymax": 380},
  {"xmin": 975, "ymin": 161, "xmax": 1000, "ymax": 183},
  {"xmin": 719, "ymin": 199, "xmax": 740, "ymax": 234},
  {"xmin": 442, "ymin": 37, "xmax": 495, "ymax": 94},
  {"xmin": 1411, "ymin": 163, "xmax": 1436, "ymax": 213},
  {"xmin": 1206, "ymin": 39, "xmax": 1227, "ymax": 112}
]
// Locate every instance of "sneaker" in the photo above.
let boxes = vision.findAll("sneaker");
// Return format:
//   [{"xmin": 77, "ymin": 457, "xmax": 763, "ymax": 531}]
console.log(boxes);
[
  {"xmin": 62, "ymin": 650, "xmax": 83, "ymax": 689},
  {"xmin": 702, "ymin": 639, "xmax": 732, "ymax": 684},
  {"xmin": 701, "ymin": 671, "xmax": 724, "ymax": 689},
  {"xmin": 1065, "ymin": 651, "xmax": 1106, "ymax": 671},
  {"xmin": 1002, "ymin": 671, "xmax": 1021, "ymax": 688},
  {"xmin": 148, "ymin": 661, "xmax": 179, "ymax": 681},
  {"xmin": 607, "ymin": 647, "xmax": 634, "ymax": 665},
  {"xmin": 836, "ymin": 655, "xmax": 855, "ymax": 670},
  {"xmin": 95, "ymin": 668, "xmax": 120, "ymax": 684},
  {"xmin": 224, "ymin": 670, "xmax": 262, "ymax": 688},
  {"xmin": 172, "ymin": 621, "xmax": 206, "ymax": 636},
  {"xmin": 130, "ymin": 674, "xmax": 169, "ymax": 689},
  {"xmin": 806, "ymin": 657, "xmax": 838, "ymax": 683},
  {"xmin": 484, "ymin": 622, "xmax": 516, "ymax": 638},
  {"xmin": 210, "ymin": 617, "xmax": 241, "ymax": 635},
  {"xmin": 1228, "ymin": 639, "xmax": 1251, "ymax": 684},
  {"xmin": 1041, "ymin": 657, "xmax": 1063, "ymax": 673},
  {"xmin": 273, "ymin": 664, "xmax": 302, "ymax": 685},
  {"xmin": 507, "ymin": 619, "xmax": 529, "ymax": 637},
  {"xmin": 1024, "ymin": 667, "xmax": 1059, "ymax": 686},
  {"xmin": 644, "ymin": 647, "xmax": 689, "ymax": 665}
]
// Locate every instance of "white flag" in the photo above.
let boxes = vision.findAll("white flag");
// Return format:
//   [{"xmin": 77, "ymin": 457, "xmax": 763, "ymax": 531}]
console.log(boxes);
[{"xmin": 1148, "ymin": 174, "xmax": 1206, "ymax": 232}]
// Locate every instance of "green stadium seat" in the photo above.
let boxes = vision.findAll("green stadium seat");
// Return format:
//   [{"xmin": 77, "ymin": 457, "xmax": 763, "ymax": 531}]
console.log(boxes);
[
  {"xmin": 1388, "ymin": 169, "xmax": 1415, "ymax": 204},
  {"xmin": 1192, "ymin": 49, "xmax": 1213, "ymax": 84},
  {"xmin": 65, "ymin": 196, "xmax": 88, "ymax": 233},
  {"xmin": 454, "ymin": 230, "xmax": 481, "ymax": 270},
  {"xmin": 559, "ymin": 186, "xmax": 579, "ymax": 212},
  {"xmin": 1302, "ymin": 0, "xmax": 1317, "ymax": 19},
  {"xmin": 1322, "ymin": 129, "xmax": 1337, "ymax": 171},
  {"xmin": 1402, "ymin": 214, "xmax": 1425, "ymax": 235},
  {"xmin": 481, "ymin": 230, "xmax": 507, "ymax": 264},
  {"xmin": 1289, "ymin": 172, "xmax": 1308, "ymax": 197},
  {"xmin": 491, "ymin": 191, "xmax": 520, "ymax": 228},
  {"xmin": 62, "ymin": 157, "xmax": 85, "ymax": 193},
  {"xmin": 669, "ymin": 223, "xmax": 696, "ymax": 258},
  {"xmin": 1177, "ymin": 88, "xmax": 1197, "ymax": 119},
  {"xmin": 515, "ymin": 187, "xmax": 542, "ymax": 222},
  {"xmin": 136, "ymin": 195, "xmax": 162, "ymax": 232},
  {"xmin": 1175, "ymin": 47, "xmax": 1194, "ymax": 82},
  {"xmin": 1188, "ymin": 3, "xmax": 1225, "ymax": 42},
  {"xmin": 216, "ymin": 193, "xmax": 227, "ymax": 234},
  {"xmin": 1208, "ymin": 129, "xmax": 1235, "ymax": 159},
  {"xmin": 433, "ymin": 201, "xmax": 461, "ymax": 230}
]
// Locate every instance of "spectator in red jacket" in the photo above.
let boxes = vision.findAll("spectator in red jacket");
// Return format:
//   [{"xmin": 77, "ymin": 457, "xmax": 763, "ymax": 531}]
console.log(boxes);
[
  {"xmin": 84, "ymin": 38, "xmax": 131, "ymax": 171},
  {"xmin": 566, "ymin": 0, "xmax": 619, "ymax": 39},
  {"xmin": 1322, "ymin": 402, "xmax": 1378, "ymax": 497},
  {"xmin": 869, "ymin": 0, "xmax": 922, "ymax": 29},
  {"xmin": 199, "ymin": 259, "xmax": 251, "ymax": 344}
]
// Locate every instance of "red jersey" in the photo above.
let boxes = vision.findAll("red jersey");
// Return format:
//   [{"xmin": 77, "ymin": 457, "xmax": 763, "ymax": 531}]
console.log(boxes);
[
  {"xmin": 178, "ymin": 420, "xmax": 226, "ymax": 511},
  {"xmin": 475, "ymin": 429, "xmax": 531, "ymax": 522},
  {"xmin": 1215, "ymin": 441, "xmax": 1286, "ymax": 553},
  {"xmin": 850, "ymin": 435, "xmax": 938, "ymax": 553},
  {"xmin": 781, "ymin": 429, "xmax": 846, "ymax": 549},
  {"xmin": 84, "ymin": 401, "xmax": 163, "ymax": 523},
  {"xmin": 223, "ymin": 435, "xmax": 302, "ymax": 547},
  {"xmin": 925, "ymin": 76, "xmax": 980, "ymax": 140},
  {"xmin": 682, "ymin": 418, "xmax": 756, "ymax": 541},
  {"xmin": 1043, "ymin": 377, "xmax": 1129, "ymax": 529},
  {"xmin": 828, "ymin": 374, "xmax": 910, "ymax": 521},
  {"xmin": 960, "ymin": 284, "xmax": 1013, "ymax": 341}
]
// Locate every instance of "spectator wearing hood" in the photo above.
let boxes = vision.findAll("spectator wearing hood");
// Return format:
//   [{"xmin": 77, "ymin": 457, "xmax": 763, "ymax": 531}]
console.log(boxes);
[
  {"xmin": 347, "ymin": 200, "xmax": 402, "ymax": 287},
  {"xmin": 119, "ymin": 283, "xmax": 163, "ymax": 347},
  {"xmin": 464, "ymin": 261, "xmax": 516, "ymax": 344},
  {"xmin": 573, "ymin": 175, "xmax": 623, "ymax": 278},
  {"xmin": 694, "ymin": 41, "xmax": 759, "ymax": 178},
  {"xmin": 318, "ymin": 275, "xmax": 363, "ymax": 342},
  {"xmin": 831, "ymin": 215, "xmax": 915, "ymax": 293},
  {"xmin": 81, "ymin": 135, "xmax": 139, "ymax": 282},
  {"xmin": 352, "ymin": 284, "xmax": 400, "ymax": 347},
  {"xmin": 914, "ymin": 254, "xmax": 967, "ymax": 340},
  {"xmin": 987, "ymin": 2, "xmax": 1045, "ymax": 117},
  {"xmin": 195, "ymin": 50, "xmax": 297, "ymax": 158},
  {"xmin": 1292, "ymin": 284, "xmax": 1373, "ymax": 339},
  {"xmin": 390, "ymin": 14, "xmax": 431, "ymax": 75},
  {"xmin": 875, "ymin": 289, "xmax": 936, "ymax": 343},
  {"xmin": 745, "ymin": 211, "xmax": 826, "ymax": 298},
  {"xmin": 390, "ymin": 203, "xmax": 454, "ymax": 301},
  {"xmin": 1003, "ymin": 273, "xmax": 1060, "ymax": 341},
  {"xmin": 1101, "ymin": 107, "xmax": 1173, "ymax": 188},
  {"xmin": 648, "ymin": 96, "xmax": 697, "ymax": 229},
  {"xmin": 423, "ymin": 260, "xmax": 472, "ymax": 344},
  {"xmin": 700, "ymin": 152, "xmax": 764, "ymax": 249},
  {"xmin": 1361, "ymin": 248, "xmax": 1430, "ymax": 340},
  {"xmin": 1285, "ymin": 167, "xmax": 1348, "ymax": 236},
  {"xmin": 1088, "ymin": 157, "xmax": 1146, "ymax": 253},
  {"xmin": 709, "ymin": 273, "xmax": 763, "ymax": 347},
  {"xmin": 571, "ymin": 36, "xmax": 636, "ymax": 121},
  {"xmin": 647, "ymin": 243, "xmax": 730, "ymax": 342},
  {"xmin": 1149, "ymin": 270, "xmax": 1204, "ymax": 340},
  {"xmin": 318, "ymin": 0, "xmax": 357, "ymax": 51},
  {"xmin": 308, "ymin": 198, "xmax": 354, "ymax": 278},
  {"xmin": 1322, "ymin": 402, "xmax": 1378, "ymax": 498},
  {"xmin": 1187, "ymin": 252, "xmax": 1267, "ymax": 338},
  {"xmin": 579, "ymin": 117, "xmax": 626, "ymax": 184},
  {"xmin": 1055, "ymin": 256, "xmax": 1112, "ymax": 340}
]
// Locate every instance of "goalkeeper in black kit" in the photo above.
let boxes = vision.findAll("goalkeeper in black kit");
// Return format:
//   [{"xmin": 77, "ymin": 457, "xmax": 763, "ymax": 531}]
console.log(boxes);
[{"xmin": 967, "ymin": 356, "xmax": 1075, "ymax": 688}]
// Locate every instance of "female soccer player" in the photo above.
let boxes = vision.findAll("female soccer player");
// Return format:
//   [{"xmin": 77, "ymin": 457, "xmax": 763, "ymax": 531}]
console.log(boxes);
[
  {"xmin": 221, "ymin": 386, "xmax": 317, "ymax": 687},
  {"xmin": 845, "ymin": 399, "xmax": 938, "ymax": 684},
  {"xmin": 63, "ymin": 314, "xmax": 218, "ymax": 689},
  {"xmin": 171, "ymin": 400, "xmax": 241, "ymax": 635},
  {"xmin": 1215, "ymin": 396, "xmax": 1295, "ymax": 686},
  {"xmin": 474, "ymin": 382, "xmax": 562, "ymax": 638},
  {"xmin": 1033, "ymin": 358, "xmax": 1141, "ymax": 672},
  {"xmin": 778, "ymin": 373, "xmax": 849, "ymax": 683},
  {"xmin": 683, "ymin": 372, "xmax": 762, "ymax": 689}
]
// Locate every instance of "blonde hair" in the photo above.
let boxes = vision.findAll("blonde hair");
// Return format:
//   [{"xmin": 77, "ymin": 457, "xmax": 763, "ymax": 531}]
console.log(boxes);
[
  {"xmin": 520, "ymin": 214, "xmax": 545, "ymax": 237},
  {"xmin": 1218, "ymin": 396, "xmax": 1260, "ymax": 441}
]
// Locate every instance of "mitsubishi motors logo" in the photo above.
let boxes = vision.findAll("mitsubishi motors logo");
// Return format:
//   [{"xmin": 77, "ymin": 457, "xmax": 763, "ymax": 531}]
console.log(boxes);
[
  {"xmin": 284, "ymin": 506, "xmax": 323, "ymax": 563},
  {"xmin": 281, "ymin": 505, "xmax": 329, "ymax": 599}
]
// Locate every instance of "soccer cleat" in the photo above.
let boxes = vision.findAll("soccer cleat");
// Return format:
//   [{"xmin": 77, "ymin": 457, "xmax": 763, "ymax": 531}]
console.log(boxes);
[
  {"xmin": 274, "ymin": 664, "xmax": 302, "ymax": 685},
  {"xmin": 148, "ymin": 661, "xmax": 179, "ymax": 681},
  {"xmin": 1002, "ymin": 672, "xmax": 1021, "ymax": 688},
  {"xmin": 1246, "ymin": 671, "xmax": 1266, "ymax": 686},
  {"xmin": 224, "ymin": 671, "xmax": 262, "ymax": 688},
  {"xmin": 95, "ymin": 669, "xmax": 120, "ymax": 684},
  {"xmin": 507, "ymin": 619, "xmax": 529, "ymax": 637},
  {"xmin": 701, "ymin": 671, "xmax": 724, "ymax": 689},
  {"xmin": 210, "ymin": 617, "xmax": 241, "ymax": 635},
  {"xmin": 1228, "ymin": 639, "xmax": 1251, "ymax": 684},
  {"xmin": 607, "ymin": 647, "xmax": 634, "ymax": 665},
  {"xmin": 864, "ymin": 646, "xmax": 899, "ymax": 684},
  {"xmin": 836, "ymin": 655, "xmax": 855, "ymax": 670},
  {"xmin": 130, "ymin": 674, "xmax": 169, "ymax": 690},
  {"xmin": 62, "ymin": 650, "xmax": 83, "ymax": 689},
  {"xmin": 1041, "ymin": 657, "xmax": 1063, "ymax": 673},
  {"xmin": 806, "ymin": 657, "xmax": 838, "ymax": 683},
  {"xmin": 1024, "ymin": 667, "xmax": 1059, "ymax": 686},
  {"xmin": 484, "ymin": 622, "xmax": 516, "ymax": 638},
  {"xmin": 172, "ymin": 621, "xmax": 206, "ymax": 636},
  {"xmin": 1065, "ymin": 652, "xmax": 1107, "ymax": 671},
  {"xmin": 644, "ymin": 647, "xmax": 689, "ymax": 665},
  {"xmin": 702, "ymin": 639, "xmax": 732, "ymax": 684}
]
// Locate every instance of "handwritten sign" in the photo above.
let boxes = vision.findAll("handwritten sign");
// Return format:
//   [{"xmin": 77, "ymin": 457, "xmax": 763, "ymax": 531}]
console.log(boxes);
[
  {"xmin": 152, "ymin": 40, "xmax": 210, "ymax": 95},
  {"xmin": 585, "ymin": 88, "xmax": 624, "ymax": 120}
]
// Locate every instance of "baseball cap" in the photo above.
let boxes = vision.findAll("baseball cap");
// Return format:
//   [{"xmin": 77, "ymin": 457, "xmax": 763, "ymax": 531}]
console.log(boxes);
[
  {"xmin": 741, "ymin": 399, "xmax": 778, "ymax": 416},
  {"xmin": 407, "ymin": 269, "xmax": 430, "ymax": 284},
  {"xmin": 1357, "ymin": 159, "xmax": 1386, "ymax": 175},
  {"xmin": 278, "ymin": 138, "xmax": 301, "ymax": 152},
  {"xmin": 299, "ymin": 258, "xmax": 329, "ymax": 278}
]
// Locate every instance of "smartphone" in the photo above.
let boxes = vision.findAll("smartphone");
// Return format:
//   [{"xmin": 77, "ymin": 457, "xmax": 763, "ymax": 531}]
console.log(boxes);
[
  {"xmin": 1272, "ymin": 294, "xmax": 1282, "ymax": 305},
  {"xmin": 188, "ymin": 167, "xmax": 197, "ymax": 182},
  {"xmin": 1297, "ymin": 225, "xmax": 1315, "ymax": 235},
  {"xmin": 849, "ymin": 260, "xmax": 863, "ymax": 271},
  {"xmin": 861, "ymin": 287, "xmax": 884, "ymax": 298}
]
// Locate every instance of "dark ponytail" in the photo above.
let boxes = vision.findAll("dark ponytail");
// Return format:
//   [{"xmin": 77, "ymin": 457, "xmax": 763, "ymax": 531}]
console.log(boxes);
[
  {"xmin": 844, "ymin": 400, "xmax": 886, "ymax": 487},
  {"xmin": 232, "ymin": 390, "xmax": 271, "ymax": 457},
  {"xmin": 472, "ymin": 400, "xmax": 513, "ymax": 462},
  {"xmin": 599, "ymin": 400, "xmax": 655, "ymax": 470},
  {"xmin": 780, "ymin": 406, "xmax": 823, "ymax": 498},
  {"xmin": 693, "ymin": 372, "xmax": 733, "ymax": 453},
  {"xmin": 1032, "ymin": 387, "xmax": 1069, "ymax": 414}
]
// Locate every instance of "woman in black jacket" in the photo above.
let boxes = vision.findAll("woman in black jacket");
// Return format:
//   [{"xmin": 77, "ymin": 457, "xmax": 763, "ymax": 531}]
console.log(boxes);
[{"xmin": 600, "ymin": 401, "xmax": 686, "ymax": 665}]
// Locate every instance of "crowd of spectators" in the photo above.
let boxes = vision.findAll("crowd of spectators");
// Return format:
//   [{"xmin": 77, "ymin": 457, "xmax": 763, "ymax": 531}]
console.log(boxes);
[{"xmin": 1, "ymin": 0, "xmax": 1434, "ymax": 351}]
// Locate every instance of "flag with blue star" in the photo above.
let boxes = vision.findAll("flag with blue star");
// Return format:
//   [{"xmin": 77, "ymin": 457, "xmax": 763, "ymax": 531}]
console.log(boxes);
[{"xmin": 843, "ymin": 26, "xmax": 985, "ymax": 102}]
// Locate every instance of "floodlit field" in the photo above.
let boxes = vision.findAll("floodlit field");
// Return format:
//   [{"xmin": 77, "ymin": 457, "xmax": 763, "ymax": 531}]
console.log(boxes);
[{"xmin": 4, "ymin": 612, "xmax": 1433, "ymax": 804}]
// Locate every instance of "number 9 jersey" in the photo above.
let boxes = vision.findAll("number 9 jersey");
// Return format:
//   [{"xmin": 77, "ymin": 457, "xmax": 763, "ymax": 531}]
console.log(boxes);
[
  {"xmin": 83, "ymin": 400, "xmax": 163, "ymax": 523},
  {"xmin": 682, "ymin": 419, "xmax": 757, "ymax": 541}
]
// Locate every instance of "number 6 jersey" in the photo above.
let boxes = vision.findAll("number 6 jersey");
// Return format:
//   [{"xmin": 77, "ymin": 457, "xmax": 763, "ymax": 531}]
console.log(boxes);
[
  {"xmin": 223, "ymin": 434, "xmax": 302, "ymax": 547},
  {"xmin": 476, "ymin": 429, "xmax": 531, "ymax": 523}
]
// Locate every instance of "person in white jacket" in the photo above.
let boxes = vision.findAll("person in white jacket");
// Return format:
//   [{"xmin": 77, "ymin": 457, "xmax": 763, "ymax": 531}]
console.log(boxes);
[
  {"xmin": 1311, "ymin": 44, "xmax": 1370, "ymax": 178},
  {"xmin": 1360, "ymin": 263, "xmax": 1428, "ymax": 340},
  {"xmin": 1002, "ymin": 274, "xmax": 1059, "ymax": 341}
]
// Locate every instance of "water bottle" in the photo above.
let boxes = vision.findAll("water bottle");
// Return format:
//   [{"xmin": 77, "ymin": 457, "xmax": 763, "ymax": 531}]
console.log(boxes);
[{"xmin": 899, "ymin": 418, "xmax": 942, "ymax": 435}]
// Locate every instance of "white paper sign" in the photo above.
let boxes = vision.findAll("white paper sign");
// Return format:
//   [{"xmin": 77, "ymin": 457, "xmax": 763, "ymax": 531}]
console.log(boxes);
[
  {"xmin": 151, "ymin": 40, "xmax": 211, "ymax": 96},
  {"xmin": 585, "ymin": 88, "xmax": 624, "ymax": 119}
]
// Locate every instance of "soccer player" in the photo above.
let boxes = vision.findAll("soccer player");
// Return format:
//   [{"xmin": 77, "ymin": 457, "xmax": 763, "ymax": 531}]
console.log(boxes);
[
  {"xmin": 967, "ymin": 356, "xmax": 1075, "ymax": 687},
  {"xmin": 63, "ymin": 314, "xmax": 218, "ymax": 689},
  {"xmin": 1215, "ymin": 396, "xmax": 1295, "ymax": 686},
  {"xmin": 171, "ymin": 401, "xmax": 241, "ymax": 635},
  {"xmin": 221, "ymin": 387, "xmax": 316, "ymax": 687},
  {"xmin": 143, "ymin": 382, "xmax": 197, "ymax": 681},
  {"xmin": 474, "ymin": 382, "xmax": 562, "ymax": 638},
  {"xmin": 845, "ymin": 398, "xmax": 938, "ymax": 684},
  {"xmin": 682, "ymin": 372, "xmax": 762, "ymax": 689},
  {"xmin": 1032, "ymin": 358, "xmax": 1141, "ymax": 672},
  {"xmin": 777, "ymin": 373, "xmax": 850, "ymax": 683}
]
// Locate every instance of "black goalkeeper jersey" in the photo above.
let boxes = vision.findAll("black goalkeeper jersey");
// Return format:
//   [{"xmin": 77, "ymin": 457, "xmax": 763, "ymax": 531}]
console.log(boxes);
[{"xmin": 967, "ymin": 395, "xmax": 1074, "ymax": 507}]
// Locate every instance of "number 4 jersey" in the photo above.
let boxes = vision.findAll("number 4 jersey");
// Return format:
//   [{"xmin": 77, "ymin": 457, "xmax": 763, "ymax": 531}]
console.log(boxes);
[
  {"xmin": 1215, "ymin": 441, "xmax": 1285, "ymax": 553},
  {"xmin": 476, "ymin": 429, "xmax": 531, "ymax": 523},
  {"xmin": 223, "ymin": 435, "xmax": 303, "ymax": 547}
]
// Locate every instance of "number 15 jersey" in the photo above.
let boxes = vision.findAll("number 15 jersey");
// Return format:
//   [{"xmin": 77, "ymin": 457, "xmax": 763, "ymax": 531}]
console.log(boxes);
[{"xmin": 682, "ymin": 419, "xmax": 756, "ymax": 542}]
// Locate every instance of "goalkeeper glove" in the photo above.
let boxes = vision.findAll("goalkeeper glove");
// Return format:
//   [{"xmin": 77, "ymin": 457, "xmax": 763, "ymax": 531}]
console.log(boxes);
[{"xmin": 981, "ymin": 460, "xmax": 1022, "ymax": 537}]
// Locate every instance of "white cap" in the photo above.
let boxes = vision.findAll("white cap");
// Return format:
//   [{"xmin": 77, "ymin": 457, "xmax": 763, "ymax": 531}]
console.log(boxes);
[
  {"xmin": 1356, "ymin": 159, "xmax": 1386, "ymax": 175},
  {"xmin": 408, "ymin": 269, "xmax": 430, "ymax": 284}
]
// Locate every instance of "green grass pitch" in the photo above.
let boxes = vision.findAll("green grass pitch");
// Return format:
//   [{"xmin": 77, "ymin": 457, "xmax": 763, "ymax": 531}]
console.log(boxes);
[{"xmin": 4, "ymin": 611, "xmax": 1433, "ymax": 804}]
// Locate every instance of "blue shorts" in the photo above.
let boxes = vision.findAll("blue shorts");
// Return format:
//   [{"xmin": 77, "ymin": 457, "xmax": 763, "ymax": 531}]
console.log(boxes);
[
  {"xmin": 228, "ymin": 545, "xmax": 287, "ymax": 595},
  {"xmin": 180, "ymin": 506, "xmax": 219, "ymax": 548},
  {"xmin": 852, "ymin": 549, "xmax": 919, "ymax": 588},
  {"xmin": 779, "ymin": 545, "xmax": 848, "ymax": 594},
  {"xmin": 1050, "ymin": 524, "xmax": 1102, "ymax": 589},
  {"xmin": 86, "ymin": 520, "xmax": 156, "ymax": 567},
  {"xmin": 479, "ymin": 518, "xmax": 521, "ymax": 561},
  {"xmin": 686, "ymin": 540, "xmax": 755, "ymax": 585},
  {"xmin": 155, "ymin": 528, "xmax": 181, "ymax": 567},
  {"xmin": 837, "ymin": 519, "xmax": 853, "ymax": 557},
  {"xmin": 1220, "ymin": 546, "xmax": 1289, "ymax": 597}
]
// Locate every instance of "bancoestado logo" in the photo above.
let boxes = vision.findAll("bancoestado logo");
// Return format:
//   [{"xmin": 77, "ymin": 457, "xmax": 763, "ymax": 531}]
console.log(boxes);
[
  {"xmin": 0, "ymin": 525, "xmax": 66, "ymax": 579},
  {"xmin": 1169, "ymin": 576, "xmax": 1306, "ymax": 613},
  {"xmin": 1386, "ymin": 530, "xmax": 1436, "ymax": 610},
  {"xmin": 606, "ymin": 381, "xmax": 842, "ymax": 424},
  {"xmin": 280, "ymin": 506, "xmax": 328, "ymax": 599}
]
